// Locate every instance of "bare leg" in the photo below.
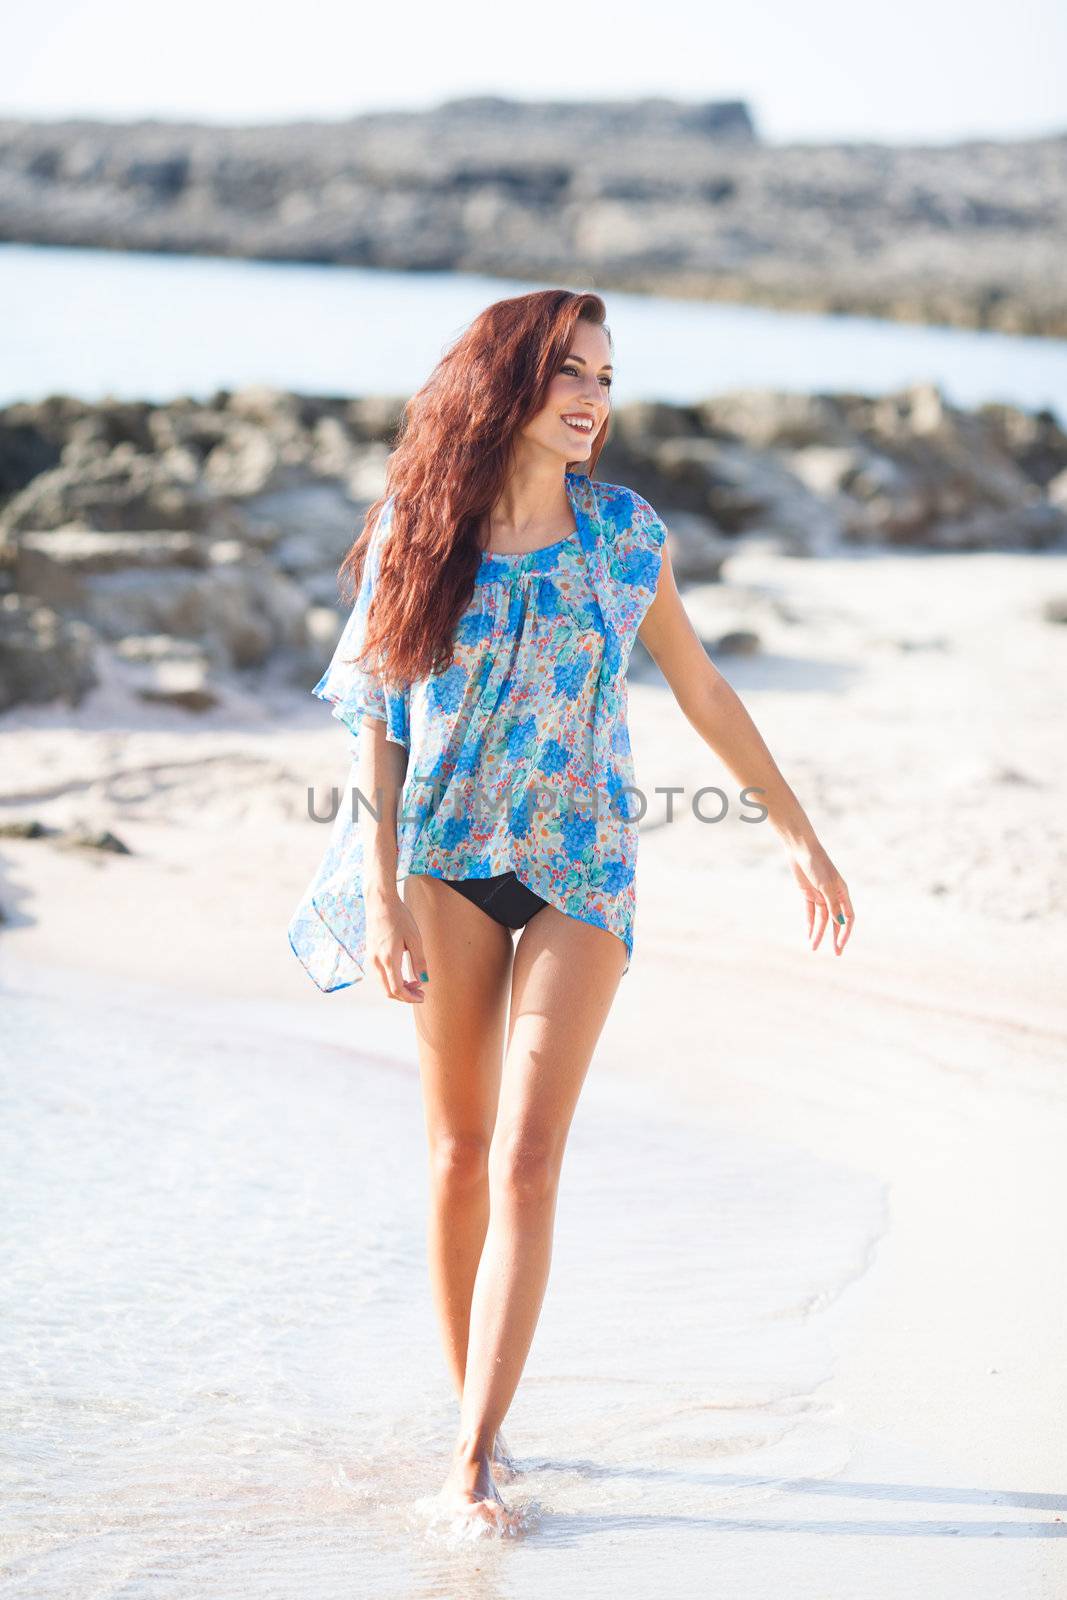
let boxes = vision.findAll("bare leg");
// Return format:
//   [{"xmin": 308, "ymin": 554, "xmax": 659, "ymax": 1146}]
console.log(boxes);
[
  {"xmin": 402, "ymin": 873, "xmax": 516, "ymax": 1472},
  {"xmin": 438, "ymin": 902, "xmax": 627, "ymax": 1528}
]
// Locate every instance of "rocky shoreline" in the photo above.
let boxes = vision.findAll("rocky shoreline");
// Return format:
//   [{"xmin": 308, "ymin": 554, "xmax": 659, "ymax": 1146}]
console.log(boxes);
[
  {"xmin": 2, "ymin": 101, "xmax": 1066, "ymax": 337},
  {"xmin": 1, "ymin": 381, "xmax": 1065, "ymax": 715}
]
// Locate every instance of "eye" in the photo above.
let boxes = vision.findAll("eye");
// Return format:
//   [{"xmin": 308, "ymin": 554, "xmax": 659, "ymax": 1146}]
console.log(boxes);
[{"xmin": 562, "ymin": 363, "xmax": 613, "ymax": 389}]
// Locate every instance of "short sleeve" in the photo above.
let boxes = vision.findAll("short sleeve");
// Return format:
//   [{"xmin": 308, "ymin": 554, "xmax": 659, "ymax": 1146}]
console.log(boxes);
[
  {"xmin": 312, "ymin": 495, "xmax": 410, "ymax": 753},
  {"xmin": 610, "ymin": 487, "xmax": 669, "ymax": 654}
]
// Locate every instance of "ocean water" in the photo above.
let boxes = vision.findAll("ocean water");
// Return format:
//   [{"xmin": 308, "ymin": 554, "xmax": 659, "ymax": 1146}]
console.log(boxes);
[
  {"xmin": 0, "ymin": 955, "xmax": 892, "ymax": 1592},
  {"xmin": 4, "ymin": 241, "xmax": 1066, "ymax": 419}
]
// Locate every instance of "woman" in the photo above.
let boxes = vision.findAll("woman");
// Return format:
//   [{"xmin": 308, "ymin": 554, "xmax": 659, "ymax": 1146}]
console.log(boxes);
[{"xmin": 288, "ymin": 288, "xmax": 854, "ymax": 1533}]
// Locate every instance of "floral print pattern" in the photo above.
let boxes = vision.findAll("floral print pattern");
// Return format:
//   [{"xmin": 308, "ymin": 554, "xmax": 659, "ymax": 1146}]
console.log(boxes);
[{"xmin": 288, "ymin": 470, "xmax": 668, "ymax": 991}]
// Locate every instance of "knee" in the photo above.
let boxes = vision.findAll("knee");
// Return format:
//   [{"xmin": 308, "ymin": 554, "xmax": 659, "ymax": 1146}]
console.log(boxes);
[
  {"xmin": 490, "ymin": 1129, "xmax": 560, "ymax": 1205},
  {"xmin": 428, "ymin": 1131, "xmax": 490, "ymax": 1193}
]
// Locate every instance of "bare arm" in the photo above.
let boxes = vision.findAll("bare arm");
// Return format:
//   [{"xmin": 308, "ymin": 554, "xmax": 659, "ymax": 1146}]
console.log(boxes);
[
  {"xmin": 637, "ymin": 541, "xmax": 855, "ymax": 952},
  {"xmin": 356, "ymin": 714, "xmax": 431, "ymax": 999}
]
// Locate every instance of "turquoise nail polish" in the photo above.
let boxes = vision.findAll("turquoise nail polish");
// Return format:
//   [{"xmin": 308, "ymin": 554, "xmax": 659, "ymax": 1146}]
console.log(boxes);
[
  {"xmin": 420, "ymin": 970, "xmax": 430, "ymax": 982},
  {"xmin": 836, "ymin": 914, "xmax": 845, "ymax": 925}
]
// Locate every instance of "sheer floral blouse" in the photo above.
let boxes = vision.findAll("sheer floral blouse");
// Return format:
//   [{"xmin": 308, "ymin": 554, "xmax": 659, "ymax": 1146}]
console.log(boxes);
[{"xmin": 288, "ymin": 470, "xmax": 668, "ymax": 992}]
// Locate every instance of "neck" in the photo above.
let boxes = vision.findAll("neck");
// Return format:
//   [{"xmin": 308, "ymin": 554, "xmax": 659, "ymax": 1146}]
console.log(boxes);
[{"xmin": 487, "ymin": 453, "xmax": 573, "ymax": 539}]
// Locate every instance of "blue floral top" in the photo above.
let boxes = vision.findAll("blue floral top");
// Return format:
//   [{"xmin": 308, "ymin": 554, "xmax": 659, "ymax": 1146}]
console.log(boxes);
[{"xmin": 288, "ymin": 470, "xmax": 668, "ymax": 991}]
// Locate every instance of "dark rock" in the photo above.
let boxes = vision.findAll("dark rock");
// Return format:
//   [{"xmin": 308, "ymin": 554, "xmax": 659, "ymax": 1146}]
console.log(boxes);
[
  {"xmin": 697, "ymin": 391, "xmax": 855, "ymax": 450},
  {"xmin": 0, "ymin": 818, "xmax": 60, "ymax": 838},
  {"xmin": 57, "ymin": 828, "xmax": 132, "ymax": 853},
  {"xmin": 894, "ymin": 636, "xmax": 950, "ymax": 652},
  {"xmin": 977, "ymin": 403, "xmax": 1067, "ymax": 490},
  {"xmin": 923, "ymin": 503, "xmax": 1067, "ymax": 551},
  {"xmin": 135, "ymin": 683, "xmax": 220, "ymax": 713},
  {"xmin": 77, "ymin": 546, "xmax": 308, "ymax": 666},
  {"xmin": 0, "ymin": 593, "xmax": 97, "ymax": 710},
  {"xmin": 16, "ymin": 530, "xmax": 208, "ymax": 608},
  {"xmin": 0, "ymin": 448, "xmax": 223, "ymax": 539},
  {"xmin": 712, "ymin": 629, "xmax": 761, "ymax": 655},
  {"xmin": 650, "ymin": 509, "xmax": 730, "ymax": 582},
  {"xmin": 343, "ymin": 397, "xmax": 408, "ymax": 444},
  {"xmin": 0, "ymin": 417, "xmax": 62, "ymax": 502},
  {"xmin": 989, "ymin": 765, "xmax": 1041, "ymax": 786}
]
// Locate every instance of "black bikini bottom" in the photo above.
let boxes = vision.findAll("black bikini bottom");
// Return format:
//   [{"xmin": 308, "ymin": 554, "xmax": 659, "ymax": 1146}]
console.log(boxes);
[{"xmin": 440, "ymin": 870, "xmax": 550, "ymax": 930}]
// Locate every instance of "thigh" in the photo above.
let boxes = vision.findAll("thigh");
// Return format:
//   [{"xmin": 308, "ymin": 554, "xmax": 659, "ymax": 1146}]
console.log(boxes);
[
  {"xmin": 494, "ymin": 904, "xmax": 627, "ymax": 1164},
  {"xmin": 402, "ymin": 872, "xmax": 515, "ymax": 1146}
]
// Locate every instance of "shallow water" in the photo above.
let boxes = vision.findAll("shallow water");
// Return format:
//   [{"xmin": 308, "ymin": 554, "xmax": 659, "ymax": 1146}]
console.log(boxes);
[
  {"xmin": 0, "ymin": 957, "xmax": 890, "ymax": 1592},
  {"xmin": 4, "ymin": 241, "xmax": 1066, "ymax": 418}
]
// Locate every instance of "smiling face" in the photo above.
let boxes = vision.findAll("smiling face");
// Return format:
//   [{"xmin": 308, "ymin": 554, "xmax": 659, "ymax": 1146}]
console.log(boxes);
[{"xmin": 520, "ymin": 318, "xmax": 613, "ymax": 466}]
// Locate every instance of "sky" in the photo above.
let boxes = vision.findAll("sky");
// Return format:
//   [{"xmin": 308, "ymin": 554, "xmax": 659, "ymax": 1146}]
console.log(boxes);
[{"xmin": 2, "ymin": 0, "xmax": 1065, "ymax": 146}]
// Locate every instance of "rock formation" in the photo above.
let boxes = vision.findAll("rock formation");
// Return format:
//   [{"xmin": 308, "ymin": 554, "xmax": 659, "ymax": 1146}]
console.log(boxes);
[
  {"xmin": 1, "ymin": 381, "xmax": 1064, "ymax": 712},
  {"xmin": 1, "ymin": 100, "xmax": 1064, "ymax": 334}
]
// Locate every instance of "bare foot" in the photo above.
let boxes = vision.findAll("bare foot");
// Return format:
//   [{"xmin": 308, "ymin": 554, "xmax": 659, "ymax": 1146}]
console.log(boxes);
[{"xmin": 436, "ymin": 1445, "xmax": 516, "ymax": 1536}]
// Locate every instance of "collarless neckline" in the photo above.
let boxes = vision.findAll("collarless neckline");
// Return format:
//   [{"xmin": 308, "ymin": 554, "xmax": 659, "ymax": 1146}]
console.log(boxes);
[
  {"xmin": 482, "ymin": 529, "xmax": 579, "ymax": 563},
  {"xmin": 480, "ymin": 473, "xmax": 585, "ymax": 562}
]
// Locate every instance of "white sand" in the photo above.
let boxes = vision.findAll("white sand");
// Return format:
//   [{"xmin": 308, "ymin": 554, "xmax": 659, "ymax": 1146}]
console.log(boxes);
[{"xmin": 3, "ymin": 547, "xmax": 1066, "ymax": 1584}]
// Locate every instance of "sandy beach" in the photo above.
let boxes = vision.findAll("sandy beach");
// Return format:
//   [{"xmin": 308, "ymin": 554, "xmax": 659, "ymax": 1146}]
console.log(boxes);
[{"xmin": 2, "ymin": 539, "xmax": 1066, "ymax": 1590}]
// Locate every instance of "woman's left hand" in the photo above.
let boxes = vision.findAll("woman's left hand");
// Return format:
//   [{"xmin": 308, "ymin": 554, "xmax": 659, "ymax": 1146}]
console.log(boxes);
[{"xmin": 783, "ymin": 836, "xmax": 855, "ymax": 954}]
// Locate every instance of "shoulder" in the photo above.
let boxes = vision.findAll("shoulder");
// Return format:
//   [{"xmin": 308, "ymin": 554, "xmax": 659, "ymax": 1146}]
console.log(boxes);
[
  {"xmin": 589, "ymin": 478, "xmax": 667, "ymax": 545},
  {"xmin": 588, "ymin": 480, "xmax": 669, "ymax": 584}
]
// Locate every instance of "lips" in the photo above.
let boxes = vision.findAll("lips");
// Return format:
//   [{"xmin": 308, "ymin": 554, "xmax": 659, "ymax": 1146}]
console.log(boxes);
[{"xmin": 562, "ymin": 415, "xmax": 595, "ymax": 435}]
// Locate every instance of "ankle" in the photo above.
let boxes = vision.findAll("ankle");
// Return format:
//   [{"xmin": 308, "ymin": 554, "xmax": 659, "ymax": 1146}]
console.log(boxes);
[{"xmin": 452, "ymin": 1426, "xmax": 494, "ymax": 1464}]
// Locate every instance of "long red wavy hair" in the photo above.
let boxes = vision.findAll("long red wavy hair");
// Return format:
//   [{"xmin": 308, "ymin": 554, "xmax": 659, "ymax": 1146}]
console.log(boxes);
[{"xmin": 336, "ymin": 287, "xmax": 612, "ymax": 688}]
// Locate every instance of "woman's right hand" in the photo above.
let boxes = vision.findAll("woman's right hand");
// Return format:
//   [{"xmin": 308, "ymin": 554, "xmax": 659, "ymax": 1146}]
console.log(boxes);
[{"xmin": 365, "ymin": 886, "xmax": 430, "ymax": 1003}]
